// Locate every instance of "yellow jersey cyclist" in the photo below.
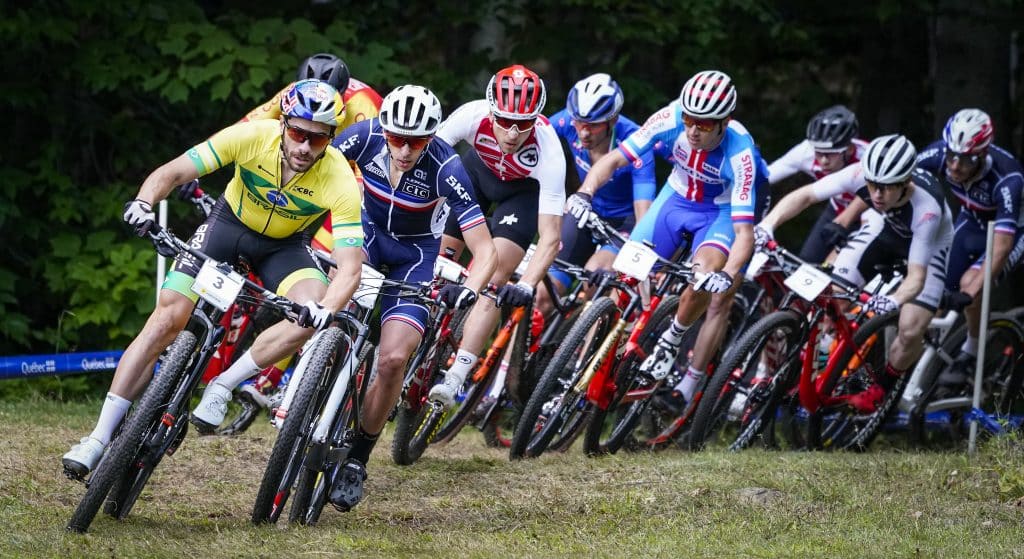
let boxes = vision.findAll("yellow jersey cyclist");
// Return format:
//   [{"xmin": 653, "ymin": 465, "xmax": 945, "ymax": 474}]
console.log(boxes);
[
  {"xmin": 62, "ymin": 80, "xmax": 364, "ymax": 477},
  {"xmin": 229, "ymin": 53, "xmax": 384, "ymax": 410}
]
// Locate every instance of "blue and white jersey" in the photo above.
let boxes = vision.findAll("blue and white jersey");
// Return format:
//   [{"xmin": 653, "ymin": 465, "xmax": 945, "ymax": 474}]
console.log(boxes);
[
  {"xmin": 619, "ymin": 101, "xmax": 761, "ymax": 224},
  {"xmin": 332, "ymin": 119, "xmax": 486, "ymax": 239},
  {"xmin": 916, "ymin": 140, "xmax": 1024, "ymax": 235},
  {"xmin": 549, "ymin": 109, "xmax": 656, "ymax": 219}
]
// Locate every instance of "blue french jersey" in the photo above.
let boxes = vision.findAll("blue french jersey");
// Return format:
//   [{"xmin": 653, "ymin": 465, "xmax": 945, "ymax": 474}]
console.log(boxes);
[
  {"xmin": 916, "ymin": 140, "xmax": 1023, "ymax": 235},
  {"xmin": 549, "ymin": 109, "xmax": 656, "ymax": 218},
  {"xmin": 619, "ymin": 101, "xmax": 761, "ymax": 224},
  {"xmin": 332, "ymin": 119, "xmax": 487, "ymax": 238}
]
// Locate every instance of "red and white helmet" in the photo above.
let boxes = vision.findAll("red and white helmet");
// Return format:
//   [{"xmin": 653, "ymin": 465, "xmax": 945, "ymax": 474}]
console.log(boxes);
[
  {"xmin": 943, "ymin": 108, "xmax": 993, "ymax": 154},
  {"xmin": 679, "ymin": 70, "xmax": 737, "ymax": 120},
  {"xmin": 486, "ymin": 64, "xmax": 546, "ymax": 119}
]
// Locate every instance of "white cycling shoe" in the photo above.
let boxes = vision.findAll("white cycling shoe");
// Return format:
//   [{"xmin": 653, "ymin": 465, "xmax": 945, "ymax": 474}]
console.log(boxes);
[
  {"xmin": 640, "ymin": 339, "xmax": 680, "ymax": 382},
  {"xmin": 62, "ymin": 436, "xmax": 106, "ymax": 479},
  {"xmin": 191, "ymin": 383, "xmax": 232, "ymax": 432},
  {"xmin": 428, "ymin": 372, "xmax": 465, "ymax": 408}
]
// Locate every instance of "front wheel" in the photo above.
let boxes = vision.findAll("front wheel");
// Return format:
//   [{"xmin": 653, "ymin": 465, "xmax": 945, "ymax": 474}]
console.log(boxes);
[
  {"xmin": 251, "ymin": 327, "xmax": 342, "ymax": 524},
  {"xmin": 67, "ymin": 331, "xmax": 197, "ymax": 533}
]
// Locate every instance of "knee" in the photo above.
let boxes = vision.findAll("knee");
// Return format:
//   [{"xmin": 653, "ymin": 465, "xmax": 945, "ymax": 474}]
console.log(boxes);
[
  {"xmin": 375, "ymin": 349, "xmax": 410, "ymax": 381},
  {"xmin": 705, "ymin": 292, "xmax": 735, "ymax": 316}
]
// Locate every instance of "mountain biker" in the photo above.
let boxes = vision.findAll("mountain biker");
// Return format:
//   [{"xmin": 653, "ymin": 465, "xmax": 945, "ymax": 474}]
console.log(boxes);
[
  {"xmin": 575, "ymin": 70, "xmax": 767, "ymax": 409},
  {"xmin": 427, "ymin": 64, "xmax": 567, "ymax": 408},
  {"xmin": 757, "ymin": 134, "xmax": 954, "ymax": 412},
  {"xmin": 536, "ymin": 73, "xmax": 656, "ymax": 314},
  {"xmin": 915, "ymin": 109, "xmax": 1024, "ymax": 382},
  {"xmin": 62, "ymin": 80, "xmax": 364, "ymax": 477},
  {"xmin": 324, "ymin": 85, "xmax": 497, "ymax": 511},
  {"xmin": 767, "ymin": 105, "xmax": 869, "ymax": 262},
  {"xmin": 234, "ymin": 53, "xmax": 384, "ymax": 410}
]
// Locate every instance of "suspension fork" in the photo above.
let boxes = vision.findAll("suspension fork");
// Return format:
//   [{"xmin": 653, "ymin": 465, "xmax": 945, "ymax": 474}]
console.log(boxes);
[{"xmin": 471, "ymin": 306, "xmax": 526, "ymax": 384}]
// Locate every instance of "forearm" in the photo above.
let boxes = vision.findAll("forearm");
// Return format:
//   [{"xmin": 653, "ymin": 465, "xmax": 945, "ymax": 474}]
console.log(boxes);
[
  {"xmin": 463, "ymin": 233, "xmax": 497, "ymax": 293},
  {"xmin": 834, "ymin": 198, "xmax": 867, "ymax": 229},
  {"xmin": 723, "ymin": 226, "xmax": 754, "ymax": 278},
  {"xmin": 578, "ymin": 151, "xmax": 627, "ymax": 196},
  {"xmin": 520, "ymin": 223, "xmax": 561, "ymax": 286},
  {"xmin": 892, "ymin": 267, "xmax": 925, "ymax": 304},
  {"xmin": 759, "ymin": 187, "xmax": 815, "ymax": 232},
  {"xmin": 320, "ymin": 248, "xmax": 362, "ymax": 311},
  {"xmin": 633, "ymin": 199, "xmax": 652, "ymax": 223},
  {"xmin": 136, "ymin": 154, "xmax": 200, "ymax": 204}
]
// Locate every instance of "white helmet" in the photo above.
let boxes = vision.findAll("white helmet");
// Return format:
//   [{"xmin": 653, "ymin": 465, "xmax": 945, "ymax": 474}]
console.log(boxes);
[
  {"xmin": 863, "ymin": 134, "xmax": 917, "ymax": 184},
  {"xmin": 679, "ymin": 70, "xmax": 737, "ymax": 120},
  {"xmin": 566, "ymin": 73, "xmax": 624, "ymax": 123},
  {"xmin": 943, "ymin": 108, "xmax": 993, "ymax": 154},
  {"xmin": 378, "ymin": 85, "xmax": 443, "ymax": 136}
]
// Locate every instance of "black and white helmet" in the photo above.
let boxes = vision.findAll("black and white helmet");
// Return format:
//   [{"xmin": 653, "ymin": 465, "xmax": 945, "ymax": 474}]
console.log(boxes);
[
  {"xmin": 806, "ymin": 105, "xmax": 858, "ymax": 151},
  {"xmin": 678, "ymin": 70, "xmax": 737, "ymax": 120},
  {"xmin": 863, "ymin": 134, "xmax": 917, "ymax": 184},
  {"xmin": 378, "ymin": 85, "xmax": 443, "ymax": 136}
]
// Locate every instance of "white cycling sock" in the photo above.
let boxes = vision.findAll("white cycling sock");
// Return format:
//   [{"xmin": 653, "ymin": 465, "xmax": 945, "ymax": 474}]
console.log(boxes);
[
  {"xmin": 675, "ymin": 366, "xmax": 705, "ymax": 401},
  {"xmin": 211, "ymin": 350, "xmax": 262, "ymax": 391},
  {"xmin": 660, "ymin": 317, "xmax": 688, "ymax": 347},
  {"xmin": 89, "ymin": 392, "xmax": 132, "ymax": 445},
  {"xmin": 961, "ymin": 335, "xmax": 979, "ymax": 356},
  {"xmin": 447, "ymin": 349, "xmax": 479, "ymax": 384}
]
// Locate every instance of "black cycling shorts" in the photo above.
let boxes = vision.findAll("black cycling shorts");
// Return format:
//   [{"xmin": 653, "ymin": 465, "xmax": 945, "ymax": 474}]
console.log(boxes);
[{"xmin": 444, "ymin": 149, "xmax": 540, "ymax": 251}]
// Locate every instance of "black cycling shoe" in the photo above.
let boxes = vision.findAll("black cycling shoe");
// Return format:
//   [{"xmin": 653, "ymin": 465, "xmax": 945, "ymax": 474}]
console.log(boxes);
[{"xmin": 329, "ymin": 459, "xmax": 367, "ymax": 512}]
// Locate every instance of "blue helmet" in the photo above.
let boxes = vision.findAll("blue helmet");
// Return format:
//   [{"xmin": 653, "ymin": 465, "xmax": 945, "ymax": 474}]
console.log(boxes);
[
  {"xmin": 280, "ymin": 79, "xmax": 345, "ymax": 128},
  {"xmin": 566, "ymin": 73, "xmax": 624, "ymax": 123}
]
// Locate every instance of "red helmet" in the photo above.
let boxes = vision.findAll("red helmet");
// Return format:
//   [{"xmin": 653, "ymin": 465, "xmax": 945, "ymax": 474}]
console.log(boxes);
[{"xmin": 486, "ymin": 64, "xmax": 546, "ymax": 119}]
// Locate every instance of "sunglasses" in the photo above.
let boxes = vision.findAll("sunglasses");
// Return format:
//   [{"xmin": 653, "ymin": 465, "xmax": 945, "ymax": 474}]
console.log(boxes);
[
  {"xmin": 572, "ymin": 120, "xmax": 610, "ymax": 132},
  {"xmin": 944, "ymin": 151, "xmax": 982, "ymax": 166},
  {"xmin": 384, "ymin": 132, "xmax": 432, "ymax": 150},
  {"xmin": 493, "ymin": 115, "xmax": 536, "ymax": 134},
  {"xmin": 683, "ymin": 115, "xmax": 720, "ymax": 133},
  {"xmin": 865, "ymin": 181, "xmax": 903, "ymax": 192},
  {"xmin": 283, "ymin": 118, "xmax": 333, "ymax": 150}
]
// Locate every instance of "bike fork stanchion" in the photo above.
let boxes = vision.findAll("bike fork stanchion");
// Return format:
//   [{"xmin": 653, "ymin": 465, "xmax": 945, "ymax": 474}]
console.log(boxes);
[
  {"xmin": 969, "ymin": 221, "xmax": 996, "ymax": 455},
  {"xmin": 155, "ymin": 200, "xmax": 169, "ymax": 306}
]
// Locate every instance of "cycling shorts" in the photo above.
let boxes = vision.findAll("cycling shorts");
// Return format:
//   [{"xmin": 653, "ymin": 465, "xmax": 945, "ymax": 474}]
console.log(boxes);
[
  {"xmin": 163, "ymin": 197, "xmax": 327, "ymax": 302},
  {"xmin": 444, "ymin": 149, "xmax": 539, "ymax": 250},
  {"xmin": 363, "ymin": 222, "xmax": 439, "ymax": 334},
  {"xmin": 832, "ymin": 210, "xmax": 947, "ymax": 311},
  {"xmin": 946, "ymin": 214, "xmax": 1024, "ymax": 291}
]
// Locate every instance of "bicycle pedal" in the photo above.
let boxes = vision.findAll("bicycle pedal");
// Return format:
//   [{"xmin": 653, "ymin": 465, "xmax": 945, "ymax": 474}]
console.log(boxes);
[{"xmin": 62, "ymin": 464, "xmax": 87, "ymax": 483}]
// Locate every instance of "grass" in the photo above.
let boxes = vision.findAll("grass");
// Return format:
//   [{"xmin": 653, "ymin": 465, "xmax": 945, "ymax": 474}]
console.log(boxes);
[{"xmin": 2, "ymin": 397, "xmax": 1023, "ymax": 558}]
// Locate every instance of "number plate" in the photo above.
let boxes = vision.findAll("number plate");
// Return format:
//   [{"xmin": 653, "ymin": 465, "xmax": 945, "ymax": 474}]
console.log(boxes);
[
  {"xmin": 191, "ymin": 259, "xmax": 244, "ymax": 312},
  {"xmin": 784, "ymin": 263, "xmax": 832, "ymax": 302},
  {"xmin": 746, "ymin": 251, "xmax": 769, "ymax": 278},
  {"xmin": 353, "ymin": 264, "xmax": 385, "ymax": 310},
  {"xmin": 612, "ymin": 240, "xmax": 658, "ymax": 280},
  {"xmin": 515, "ymin": 243, "xmax": 537, "ymax": 277}
]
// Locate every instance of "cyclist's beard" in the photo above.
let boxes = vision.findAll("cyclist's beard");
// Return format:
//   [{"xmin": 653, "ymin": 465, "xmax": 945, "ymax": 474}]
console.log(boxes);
[{"xmin": 280, "ymin": 142, "xmax": 320, "ymax": 173}]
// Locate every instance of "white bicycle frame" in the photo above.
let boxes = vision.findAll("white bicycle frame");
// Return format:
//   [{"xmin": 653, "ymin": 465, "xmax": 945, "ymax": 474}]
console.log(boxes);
[{"xmin": 898, "ymin": 310, "xmax": 962, "ymax": 413}]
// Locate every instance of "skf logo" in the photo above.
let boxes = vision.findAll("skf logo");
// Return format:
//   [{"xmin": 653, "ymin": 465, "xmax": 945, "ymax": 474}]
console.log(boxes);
[
  {"xmin": 446, "ymin": 175, "xmax": 472, "ymax": 201},
  {"xmin": 414, "ymin": 169, "xmax": 427, "ymax": 180},
  {"xmin": 517, "ymin": 146, "xmax": 539, "ymax": 167},
  {"xmin": 336, "ymin": 136, "xmax": 358, "ymax": 152},
  {"xmin": 1001, "ymin": 186, "xmax": 1013, "ymax": 214}
]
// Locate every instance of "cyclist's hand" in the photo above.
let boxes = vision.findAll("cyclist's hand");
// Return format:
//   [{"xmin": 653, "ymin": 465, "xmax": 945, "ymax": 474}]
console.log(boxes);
[
  {"xmin": 585, "ymin": 268, "xmax": 616, "ymax": 286},
  {"xmin": 175, "ymin": 179, "xmax": 201, "ymax": 201},
  {"xmin": 496, "ymin": 282, "xmax": 534, "ymax": 308},
  {"xmin": 865, "ymin": 294, "xmax": 899, "ymax": 315},
  {"xmin": 565, "ymin": 192, "xmax": 593, "ymax": 230},
  {"xmin": 821, "ymin": 221, "xmax": 849, "ymax": 249},
  {"xmin": 753, "ymin": 225, "xmax": 772, "ymax": 251},
  {"xmin": 437, "ymin": 284, "xmax": 478, "ymax": 310},
  {"xmin": 298, "ymin": 301, "xmax": 333, "ymax": 330},
  {"xmin": 123, "ymin": 199, "xmax": 156, "ymax": 237},
  {"xmin": 694, "ymin": 271, "xmax": 733, "ymax": 294}
]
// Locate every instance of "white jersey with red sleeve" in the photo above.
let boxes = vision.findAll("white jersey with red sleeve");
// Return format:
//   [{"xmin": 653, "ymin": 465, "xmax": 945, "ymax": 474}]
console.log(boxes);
[
  {"xmin": 436, "ymin": 99, "xmax": 566, "ymax": 215},
  {"xmin": 768, "ymin": 138, "xmax": 868, "ymax": 212}
]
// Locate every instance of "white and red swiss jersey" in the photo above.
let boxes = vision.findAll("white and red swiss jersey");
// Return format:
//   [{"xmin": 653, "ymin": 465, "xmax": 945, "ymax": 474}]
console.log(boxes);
[{"xmin": 437, "ymin": 99, "xmax": 566, "ymax": 215}]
